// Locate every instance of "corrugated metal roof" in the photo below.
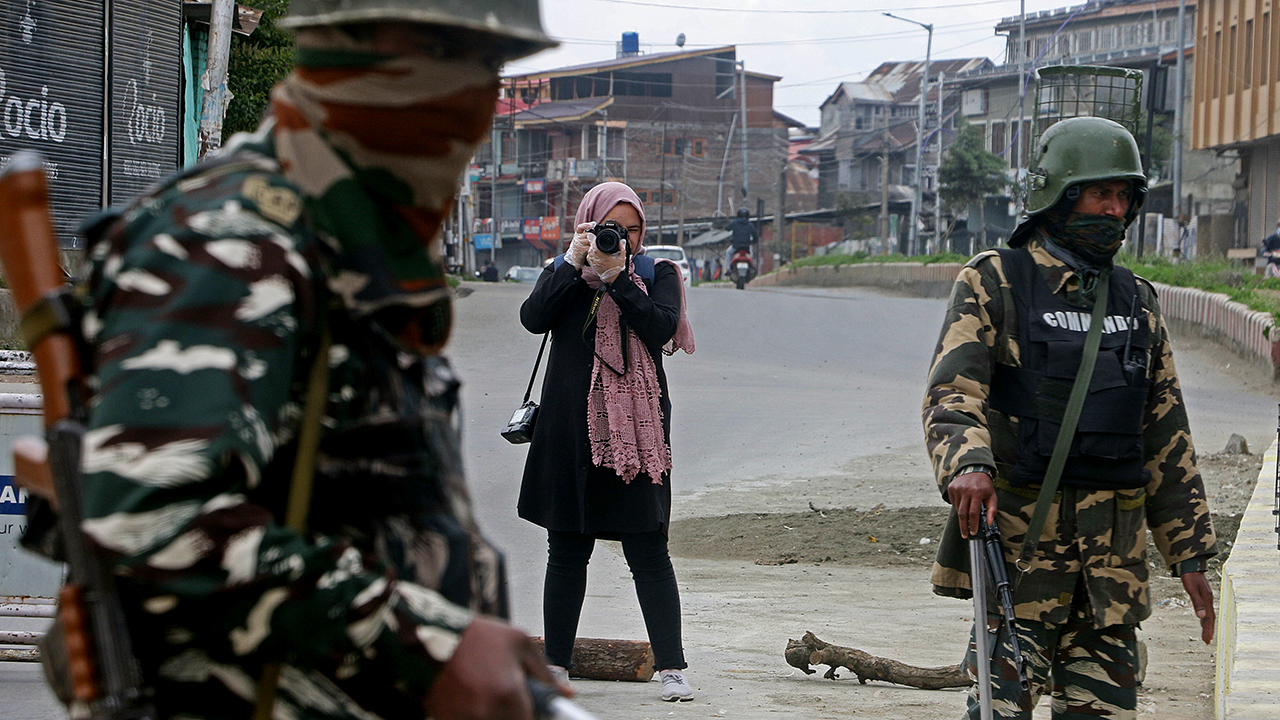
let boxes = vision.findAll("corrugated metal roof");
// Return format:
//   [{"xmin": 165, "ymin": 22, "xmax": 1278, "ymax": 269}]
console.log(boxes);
[
  {"xmin": 505, "ymin": 45, "xmax": 738, "ymax": 81},
  {"xmin": 511, "ymin": 97, "xmax": 614, "ymax": 126}
]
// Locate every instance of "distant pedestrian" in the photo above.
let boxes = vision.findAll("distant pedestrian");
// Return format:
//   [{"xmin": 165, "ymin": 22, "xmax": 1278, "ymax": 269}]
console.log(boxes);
[
  {"xmin": 518, "ymin": 181, "xmax": 697, "ymax": 702},
  {"xmin": 1261, "ymin": 219, "xmax": 1280, "ymax": 277},
  {"xmin": 713, "ymin": 257, "xmax": 722, "ymax": 280},
  {"xmin": 481, "ymin": 258, "xmax": 500, "ymax": 281}
]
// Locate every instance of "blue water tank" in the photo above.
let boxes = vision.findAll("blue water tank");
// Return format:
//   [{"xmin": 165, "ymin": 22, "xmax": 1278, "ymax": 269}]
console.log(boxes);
[{"xmin": 621, "ymin": 32, "xmax": 639, "ymax": 55}]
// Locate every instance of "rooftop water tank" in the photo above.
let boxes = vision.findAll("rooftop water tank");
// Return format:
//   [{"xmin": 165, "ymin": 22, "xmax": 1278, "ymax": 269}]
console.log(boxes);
[{"xmin": 621, "ymin": 31, "xmax": 639, "ymax": 56}]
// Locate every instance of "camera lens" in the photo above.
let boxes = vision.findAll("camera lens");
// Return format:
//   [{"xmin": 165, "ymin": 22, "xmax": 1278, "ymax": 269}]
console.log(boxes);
[{"xmin": 592, "ymin": 221, "xmax": 627, "ymax": 255}]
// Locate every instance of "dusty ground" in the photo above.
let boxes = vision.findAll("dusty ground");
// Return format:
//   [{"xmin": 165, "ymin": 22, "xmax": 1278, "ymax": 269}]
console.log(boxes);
[{"xmin": 653, "ymin": 447, "xmax": 1261, "ymax": 719}]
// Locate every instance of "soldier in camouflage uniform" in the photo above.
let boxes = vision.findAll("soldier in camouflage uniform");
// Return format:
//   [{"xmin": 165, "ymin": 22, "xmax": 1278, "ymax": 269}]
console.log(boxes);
[
  {"xmin": 922, "ymin": 117, "xmax": 1217, "ymax": 720},
  {"xmin": 71, "ymin": 2, "xmax": 562, "ymax": 719}
]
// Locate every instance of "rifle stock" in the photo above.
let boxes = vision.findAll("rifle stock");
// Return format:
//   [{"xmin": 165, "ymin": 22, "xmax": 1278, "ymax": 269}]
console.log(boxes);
[{"xmin": 0, "ymin": 150, "xmax": 154, "ymax": 719}]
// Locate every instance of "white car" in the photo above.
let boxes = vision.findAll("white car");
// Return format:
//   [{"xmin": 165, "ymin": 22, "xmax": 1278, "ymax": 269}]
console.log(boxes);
[
  {"xmin": 504, "ymin": 265, "xmax": 542, "ymax": 284},
  {"xmin": 643, "ymin": 245, "xmax": 693, "ymax": 287}
]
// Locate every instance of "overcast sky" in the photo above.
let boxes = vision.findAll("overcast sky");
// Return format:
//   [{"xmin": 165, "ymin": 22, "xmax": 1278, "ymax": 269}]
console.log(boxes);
[{"xmin": 503, "ymin": 0, "xmax": 1124, "ymax": 127}]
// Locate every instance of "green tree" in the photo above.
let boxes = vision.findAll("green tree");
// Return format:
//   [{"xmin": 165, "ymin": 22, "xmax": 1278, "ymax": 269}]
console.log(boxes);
[
  {"xmin": 939, "ymin": 120, "xmax": 1009, "ymax": 249},
  {"xmin": 222, "ymin": 1, "xmax": 294, "ymax": 139}
]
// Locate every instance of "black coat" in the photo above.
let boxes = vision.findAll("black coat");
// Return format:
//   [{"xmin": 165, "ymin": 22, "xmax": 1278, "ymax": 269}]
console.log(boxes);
[{"xmin": 517, "ymin": 259, "xmax": 682, "ymax": 537}]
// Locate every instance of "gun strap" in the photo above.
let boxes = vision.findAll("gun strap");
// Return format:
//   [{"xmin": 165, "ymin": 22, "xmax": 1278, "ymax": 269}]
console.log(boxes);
[
  {"xmin": 19, "ymin": 288, "xmax": 79, "ymax": 349},
  {"xmin": 253, "ymin": 327, "xmax": 332, "ymax": 720},
  {"xmin": 1016, "ymin": 269, "xmax": 1110, "ymax": 569}
]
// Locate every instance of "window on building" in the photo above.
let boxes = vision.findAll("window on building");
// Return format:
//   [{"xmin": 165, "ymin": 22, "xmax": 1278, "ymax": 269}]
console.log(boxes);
[
  {"xmin": 712, "ymin": 50, "xmax": 737, "ymax": 98},
  {"xmin": 1266, "ymin": 13, "xmax": 1274, "ymax": 86},
  {"xmin": 1122, "ymin": 24, "xmax": 1137, "ymax": 48},
  {"xmin": 614, "ymin": 71, "xmax": 673, "ymax": 98},
  {"xmin": 1162, "ymin": 19, "xmax": 1175, "ymax": 44},
  {"xmin": 1229, "ymin": 24, "xmax": 1238, "ymax": 95},
  {"xmin": 691, "ymin": 138, "xmax": 705, "ymax": 157},
  {"xmin": 1213, "ymin": 30, "xmax": 1222, "ymax": 98},
  {"xmin": 1246, "ymin": 20, "xmax": 1255, "ymax": 88},
  {"xmin": 991, "ymin": 121, "xmax": 1006, "ymax": 158},
  {"xmin": 1076, "ymin": 30, "xmax": 1092, "ymax": 54}
]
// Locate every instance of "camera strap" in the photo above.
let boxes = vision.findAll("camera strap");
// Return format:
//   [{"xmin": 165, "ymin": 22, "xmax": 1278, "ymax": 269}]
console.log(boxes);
[{"xmin": 523, "ymin": 331, "xmax": 550, "ymax": 403}]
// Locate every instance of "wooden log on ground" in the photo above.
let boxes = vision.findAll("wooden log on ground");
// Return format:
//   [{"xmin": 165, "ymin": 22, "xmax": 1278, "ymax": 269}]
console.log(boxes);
[
  {"xmin": 530, "ymin": 637, "xmax": 654, "ymax": 682},
  {"xmin": 785, "ymin": 631, "xmax": 969, "ymax": 690}
]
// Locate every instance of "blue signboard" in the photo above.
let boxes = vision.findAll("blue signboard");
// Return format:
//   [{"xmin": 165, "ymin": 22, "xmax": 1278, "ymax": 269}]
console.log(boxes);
[
  {"xmin": 473, "ymin": 233, "xmax": 495, "ymax": 250},
  {"xmin": 0, "ymin": 475, "xmax": 25, "ymax": 515}
]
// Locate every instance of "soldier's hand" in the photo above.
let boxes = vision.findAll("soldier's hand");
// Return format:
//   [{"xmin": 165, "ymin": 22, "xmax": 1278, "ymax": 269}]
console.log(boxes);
[
  {"xmin": 424, "ymin": 615, "xmax": 571, "ymax": 720},
  {"xmin": 1180, "ymin": 572, "xmax": 1215, "ymax": 644},
  {"xmin": 947, "ymin": 472, "xmax": 997, "ymax": 539}
]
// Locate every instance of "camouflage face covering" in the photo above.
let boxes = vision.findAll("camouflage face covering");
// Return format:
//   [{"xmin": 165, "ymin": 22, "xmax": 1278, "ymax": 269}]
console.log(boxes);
[
  {"xmin": 271, "ymin": 28, "xmax": 499, "ymax": 352},
  {"xmin": 1041, "ymin": 208, "xmax": 1127, "ymax": 266}
]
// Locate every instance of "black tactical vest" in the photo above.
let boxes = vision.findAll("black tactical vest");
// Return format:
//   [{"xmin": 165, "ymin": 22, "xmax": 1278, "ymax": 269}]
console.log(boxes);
[{"xmin": 988, "ymin": 248, "xmax": 1151, "ymax": 490}]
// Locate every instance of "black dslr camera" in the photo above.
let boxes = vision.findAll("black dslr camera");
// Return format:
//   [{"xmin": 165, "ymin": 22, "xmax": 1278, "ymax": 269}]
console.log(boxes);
[{"xmin": 591, "ymin": 220, "xmax": 629, "ymax": 255}]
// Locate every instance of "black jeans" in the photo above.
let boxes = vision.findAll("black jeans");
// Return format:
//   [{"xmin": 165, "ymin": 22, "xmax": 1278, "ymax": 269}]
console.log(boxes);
[{"xmin": 543, "ymin": 529, "xmax": 687, "ymax": 671}]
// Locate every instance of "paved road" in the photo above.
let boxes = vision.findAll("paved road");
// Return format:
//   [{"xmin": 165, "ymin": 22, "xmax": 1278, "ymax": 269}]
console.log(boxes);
[{"xmin": 4, "ymin": 280, "xmax": 1276, "ymax": 718}]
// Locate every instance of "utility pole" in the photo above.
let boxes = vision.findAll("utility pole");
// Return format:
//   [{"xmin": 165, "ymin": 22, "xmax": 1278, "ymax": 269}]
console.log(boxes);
[
  {"xmin": 884, "ymin": 13, "xmax": 931, "ymax": 256},
  {"xmin": 490, "ymin": 122, "xmax": 500, "ymax": 263},
  {"xmin": 659, "ymin": 120, "xmax": 667, "ymax": 242},
  {"xmin": 198, "ymin": 0, "xmax": 236, "ymax": 157},
  {"xmin": 1172, "ymin": 0, "xmax": 1187, "ymax": 237},
  {"xmin": 739, "ymin": 60, "xmax": 749, "ymax": 202},
  {"xmin": 880, "ymin": 128, "xmax": 890, "ymax": 254},
  {"xmin": 1016, "ymin": 0, "xmax": 1027, "ymax": 215},
  {"xmin": 934, "ymin": 72, "xmax": 945, "ymax": 255}
]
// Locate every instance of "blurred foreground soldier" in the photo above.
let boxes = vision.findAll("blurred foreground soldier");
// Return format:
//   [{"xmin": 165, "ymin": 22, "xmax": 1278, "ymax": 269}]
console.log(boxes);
[
  {"xmin": 922, "ymin": 117, "xmax": 1216, "ymax": 720},
  {"xmin": 70, "ymin": 1, "xmax": 563, "ymax": 718}
]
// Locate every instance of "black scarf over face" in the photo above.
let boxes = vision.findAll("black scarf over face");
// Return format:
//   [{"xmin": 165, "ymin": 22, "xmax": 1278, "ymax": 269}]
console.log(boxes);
[{"xmin": 1040, "ymin": 205, "xmax": 1128, "ymax": 267}]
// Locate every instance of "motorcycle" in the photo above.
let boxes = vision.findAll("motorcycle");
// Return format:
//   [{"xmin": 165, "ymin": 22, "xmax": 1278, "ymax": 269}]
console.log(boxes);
[{"xmin": 727, "ymin": 248, "xmax": 756, "ymax": 290}]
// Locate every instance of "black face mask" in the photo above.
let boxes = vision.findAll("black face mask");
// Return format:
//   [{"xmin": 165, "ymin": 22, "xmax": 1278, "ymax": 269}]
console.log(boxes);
[{"xmin": 1042, "ymin": 208, "xmax": 1127, "ymax": 266}]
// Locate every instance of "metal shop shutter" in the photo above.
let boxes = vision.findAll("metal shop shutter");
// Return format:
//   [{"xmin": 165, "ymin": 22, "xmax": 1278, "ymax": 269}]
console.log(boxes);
[
  {"xmin": 110, "ymin": 0, "xmax": 183, "ymax": 207},
  {"xmin": 0, "ymin": 2, "xmax": 106, "ymax": 248}
]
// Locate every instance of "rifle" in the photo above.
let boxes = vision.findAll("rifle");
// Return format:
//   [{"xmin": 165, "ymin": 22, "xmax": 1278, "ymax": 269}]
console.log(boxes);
[
  {"xmin": 968, "ymin": 504, "xmax": 1029, "ymax": 719},
  {"xmin": 0, "ymin": 150, "xmax": 155, "ymax": 719}
]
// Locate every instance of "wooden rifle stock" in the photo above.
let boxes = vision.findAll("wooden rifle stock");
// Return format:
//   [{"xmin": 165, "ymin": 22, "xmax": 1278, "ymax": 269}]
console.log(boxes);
[
  {"xmin": 0, "ymin": 151, "xmax": 153, "ymax": 719},
  {"xmin": 0, "ymin": 151, "xmax": 80, "ymax": 426}
]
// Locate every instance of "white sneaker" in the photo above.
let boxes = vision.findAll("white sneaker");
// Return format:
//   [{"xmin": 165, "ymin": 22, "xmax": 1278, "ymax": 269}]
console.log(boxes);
[
  {"xmin": 548, "ymin": 664, "xmax": 570, "ymax": 686},
  {"xmin": 659, "ymin": 669, "xmax": 693, "ymax": 702}
]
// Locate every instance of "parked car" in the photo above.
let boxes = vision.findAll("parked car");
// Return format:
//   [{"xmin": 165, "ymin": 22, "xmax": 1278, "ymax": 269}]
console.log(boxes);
[
  {"xmin": 504, "ymin": 265, "xmax": 542, "ymax": 284},
  {"xmin": 643, "ymin": 245, "xmax": 693, "ymax": 287}
]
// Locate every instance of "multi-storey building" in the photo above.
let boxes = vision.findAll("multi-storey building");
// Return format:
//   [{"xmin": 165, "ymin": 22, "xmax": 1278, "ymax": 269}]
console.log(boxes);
[
  {"xmin": 953, "ymin": 0, "xmax": 1235, "ymax": 255},
  {"xmin": 461, "ymin": 38, "xmax": 788, "ymax": 271},
  {"xmin": 805, "ymin": 58, "xmax": 992, "ymax": 252},
  {"xmin": 1194, "ymin": 0, "xmax": 1280, "ymax": 255}
]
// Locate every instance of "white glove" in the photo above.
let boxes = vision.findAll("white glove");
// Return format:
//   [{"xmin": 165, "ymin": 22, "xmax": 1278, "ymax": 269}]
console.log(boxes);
[
  {"xmin": 566, "ymin": 222, "xmax": 594, "ymax": 269},
  {"xmin": 587, "ymin": 241, "xmax": 625, "ymax": 283}
]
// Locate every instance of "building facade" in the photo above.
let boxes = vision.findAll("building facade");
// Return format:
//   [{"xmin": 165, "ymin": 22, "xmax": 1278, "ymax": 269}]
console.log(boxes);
[{"xmin": 459, "ymin": 42, "xmax": 788, "ymax": 272}]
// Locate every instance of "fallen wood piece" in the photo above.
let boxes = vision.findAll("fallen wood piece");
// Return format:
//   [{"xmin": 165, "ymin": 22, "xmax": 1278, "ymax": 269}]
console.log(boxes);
[
  {"xmin": 530, "ymin": 637, "xmax": 654, "ymax": 682},
  {"xmin": 785, "ymin": 631, "xmax": 969, "ymax": 690}
]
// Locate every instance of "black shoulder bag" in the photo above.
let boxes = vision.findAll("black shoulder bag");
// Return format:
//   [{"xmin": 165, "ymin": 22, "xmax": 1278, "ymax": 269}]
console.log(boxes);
[{"xmin": 502, "ymin": 332, "xmax": 550, "ymax": 444}]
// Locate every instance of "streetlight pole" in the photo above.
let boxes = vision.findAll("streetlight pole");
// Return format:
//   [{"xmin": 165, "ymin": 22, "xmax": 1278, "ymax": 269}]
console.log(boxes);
[{"xmin": 884, "ymin": 13, "xmax": 932, "ymax": 256}]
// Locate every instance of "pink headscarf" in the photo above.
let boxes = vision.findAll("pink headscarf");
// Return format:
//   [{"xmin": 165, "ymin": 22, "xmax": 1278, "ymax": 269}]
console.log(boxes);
[{"xmin": 575, "ymin": 182, "xmax": 695, "ymax": 484}]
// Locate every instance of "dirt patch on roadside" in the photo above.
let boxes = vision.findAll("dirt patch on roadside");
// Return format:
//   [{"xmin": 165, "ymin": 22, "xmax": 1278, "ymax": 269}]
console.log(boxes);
[{"xmin": 671, "ymin": 452, "xmax": 1263, "ymax": 583}]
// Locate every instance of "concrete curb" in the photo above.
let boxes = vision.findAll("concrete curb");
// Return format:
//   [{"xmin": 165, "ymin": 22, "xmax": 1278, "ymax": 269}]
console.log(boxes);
[
  {"xmin": 753, "ymin": 264, "xmax": 1280, "ymax": 377},
  {"xmin": 1216, "ymin": 440, "xmax": 1280, "ymax": 719}
]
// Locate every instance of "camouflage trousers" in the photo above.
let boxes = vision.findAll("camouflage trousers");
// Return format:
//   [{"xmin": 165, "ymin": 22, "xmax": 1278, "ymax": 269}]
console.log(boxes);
[{"xmin": 961, "ymin": 598, "xmax": 1138, "ymax": 719}]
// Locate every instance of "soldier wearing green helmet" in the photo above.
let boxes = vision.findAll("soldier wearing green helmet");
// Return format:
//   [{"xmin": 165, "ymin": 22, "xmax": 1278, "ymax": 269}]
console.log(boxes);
[
  {"xmin": 923, "ymin": 116, "xmax": 1217, "ymax": 719},
  {"xmin": 63, "ymin": 2, "xmax": 568, "ymax": 720}
]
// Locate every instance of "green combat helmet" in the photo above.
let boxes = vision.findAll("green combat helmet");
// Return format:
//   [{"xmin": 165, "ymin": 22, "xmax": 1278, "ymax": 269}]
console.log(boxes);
[
  {"xmin": 1009, "ymin": 116, "xmax": 1147, "ymax": 247},
  {"xmin": 280, "ymin": 0, "xmax": 557, "ymax": 61}
]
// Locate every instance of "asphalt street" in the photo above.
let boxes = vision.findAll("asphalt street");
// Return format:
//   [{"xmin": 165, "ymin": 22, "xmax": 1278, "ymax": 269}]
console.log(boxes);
[{"xmin": 3, "ymin": 279, "xmax": 1276, "ymax": 719}]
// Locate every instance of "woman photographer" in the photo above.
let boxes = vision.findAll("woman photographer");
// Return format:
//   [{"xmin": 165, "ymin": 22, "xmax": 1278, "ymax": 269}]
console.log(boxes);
[{"xmin": 518, "ymin": 182, "xmax": 695, "ymax": 702}]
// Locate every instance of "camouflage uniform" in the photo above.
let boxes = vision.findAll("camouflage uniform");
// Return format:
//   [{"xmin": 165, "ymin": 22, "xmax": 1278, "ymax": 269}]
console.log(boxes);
[
  {"xmin": 922, "ymin": 234, "xmax": 1216, "ymax": 718},
  {"xmin": 77, "ymin": 129, "xmax": 502, "ymax": 719}
]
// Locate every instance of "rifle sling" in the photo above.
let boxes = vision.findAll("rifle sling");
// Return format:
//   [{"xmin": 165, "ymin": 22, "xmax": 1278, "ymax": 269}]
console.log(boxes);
[
  {"xmin": 254, "ymin": 327, "xmax": 331, "ymax": 720},
  {"xmin": 19, "ymin": 289, "xmax": 79, "ymax": 349},
  {"xmin": 1016, "ymin": 269, "xmax": 1110, "ymax": 569}
]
